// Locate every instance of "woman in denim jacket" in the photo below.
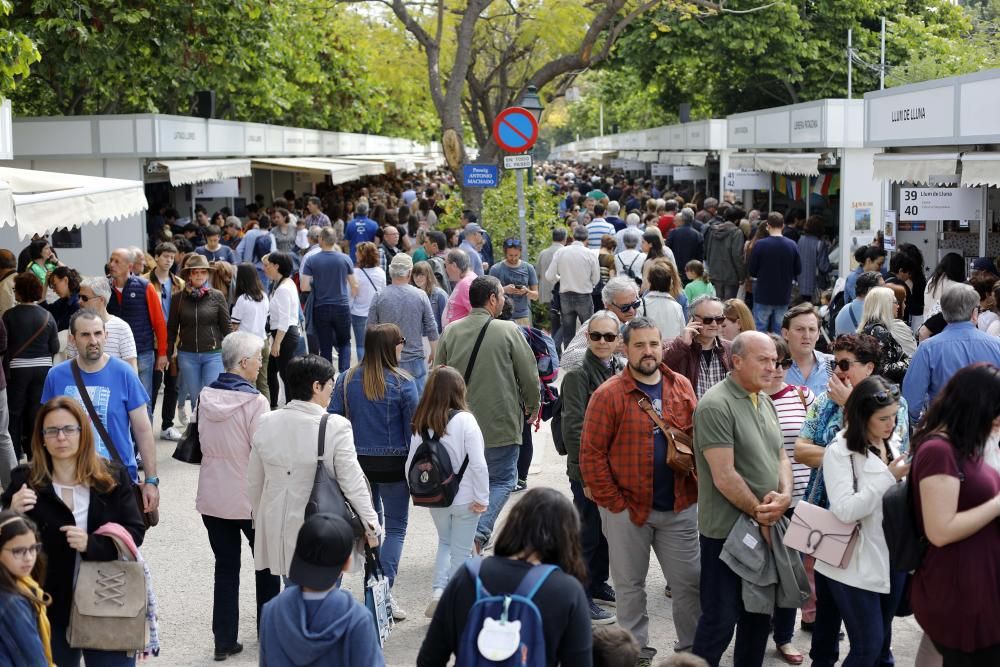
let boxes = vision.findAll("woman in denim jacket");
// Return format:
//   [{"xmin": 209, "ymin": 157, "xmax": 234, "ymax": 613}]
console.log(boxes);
[{"xmin": 329, "ymin": 323, "xmax": 418, "ymax": 620}]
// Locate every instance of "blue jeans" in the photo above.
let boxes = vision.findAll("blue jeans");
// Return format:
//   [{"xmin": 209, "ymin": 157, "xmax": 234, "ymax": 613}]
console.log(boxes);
[
  {"xmin": 137, "ymin": 350, "xmax": 155, "ymax": 416},
  {"xmin": 692, "ymin": 535, "xmax": 772, "ymax": 667},
  {"xmin": 428, "ymin": 503, "xmax": 480, "ymax": 591},
  {"xmin": 752, "ymin": 303, "xmax": 788, "ymax": 334},
  {"xmin": 476, "ymin": 444, "xmax": 520, "ymax": 544},
  {"xmin": 351, "ymin": 314, "xmax": 368, "ymax": 360},
  {"xmin": 177, "ymin": 350, "xmax": 225, "ymax": 405},
  {"xmin": 398, "ymin": 358, "xmax": 427, "ymax": 395},
  {"xmin": 313, "ymin": 303, "xmax": 352, "ymax": 372},
  {"xmin": 810, "ymin": 570, "xmax": 906, "ymax": 667},
  {"xmin": 369, "ymin": 480, "xmax": 410, "ymax": 588}
]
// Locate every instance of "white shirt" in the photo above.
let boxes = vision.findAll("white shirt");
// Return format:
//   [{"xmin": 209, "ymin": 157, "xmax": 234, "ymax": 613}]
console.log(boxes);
[
  {"xmin": 639, "ymin": 292, "xmax": 685, "ymax": 339},
  {"xmin": 351, "ymin": 267, "xmax": 386, "ymax": 317},
  {"xmin": 614, "ymin": 249, "xmax": 646, "ymax": 282},
  {"xmin": 814, "ymin": 431, "xmax": 898, "ymax": 593},
  {"xmin": 231, "ymin": 293, "xmax": 270, "ymax": 341},
  {"xmin": 405, "ymin": 411, "xmax": 489, "ymax": 507},
  {"xmin": 53, "ymin": 482, "xmax": 89, "ymax": 530},
  {"xmin": 268, "ymin": 278, "xmax": 300, "ymax": 332},
  {"xmin": 66, "ymin": 314, "xmax": 137, "ymax": 362},
  {"xmin": 545, "ymin": 242, "xmax": 600, "ymax": 294}
]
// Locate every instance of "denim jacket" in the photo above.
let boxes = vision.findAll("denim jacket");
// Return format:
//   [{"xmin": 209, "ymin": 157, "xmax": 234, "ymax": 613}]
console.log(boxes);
[{"xmin": 328, "ymin": 367, "xmax": 418, "ymax": 456}]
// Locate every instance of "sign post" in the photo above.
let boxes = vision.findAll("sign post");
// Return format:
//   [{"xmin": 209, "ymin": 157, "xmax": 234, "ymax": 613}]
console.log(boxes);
[{"xmin": 493, "ymin": 107, "xmax": 540, "ymax": 254}]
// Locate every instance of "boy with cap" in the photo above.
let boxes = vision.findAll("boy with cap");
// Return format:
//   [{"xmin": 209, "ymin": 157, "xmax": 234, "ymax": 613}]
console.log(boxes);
[{"xmin": 259, "ymin": 514, "xmax": 384, "ymax": 667}]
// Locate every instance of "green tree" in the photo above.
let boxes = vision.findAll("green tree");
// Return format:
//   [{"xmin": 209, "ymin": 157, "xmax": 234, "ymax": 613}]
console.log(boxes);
[{"xmin": 0, "ymin": 0, "xmax": 39, "ymax": 94}]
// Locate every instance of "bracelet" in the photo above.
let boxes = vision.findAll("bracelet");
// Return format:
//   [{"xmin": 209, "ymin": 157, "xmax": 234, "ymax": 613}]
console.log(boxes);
[{"xmin": 144, "ymin": 476, "xmax": 160, "ymax": 486}]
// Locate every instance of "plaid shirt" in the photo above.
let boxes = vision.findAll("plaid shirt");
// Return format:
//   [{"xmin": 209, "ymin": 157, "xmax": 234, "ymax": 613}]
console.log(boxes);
[
  {"xmin": 696, "ymin": 347, "xmax": 729, "ymax": 398},
  {"xmin": 580, "ymin": 363, "xmax": 699, "ymax": 525}
]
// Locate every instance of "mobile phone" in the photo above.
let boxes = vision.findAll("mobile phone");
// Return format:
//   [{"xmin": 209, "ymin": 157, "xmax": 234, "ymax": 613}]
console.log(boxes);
[
  {"xmin": 515, "ymin": 284, "xmax": 525, "ymax": 290},
  {"xmin": 828, "ymin": 359, "xmax": 837, "ymax": 375}
]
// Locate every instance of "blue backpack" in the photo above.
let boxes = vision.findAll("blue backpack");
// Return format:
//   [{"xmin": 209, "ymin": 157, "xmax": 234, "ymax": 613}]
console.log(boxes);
[{"xmin": 456, "ymin": 559, "xmax": 556, "ymax": 667}]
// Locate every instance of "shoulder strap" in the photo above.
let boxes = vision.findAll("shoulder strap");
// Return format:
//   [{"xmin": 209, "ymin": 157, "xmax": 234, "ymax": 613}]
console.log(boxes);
[
  {"xmin": 360, "ymin": 267, "xmax": 379, "ymax": 293},
  {"xmin": 849, "ymin": 303, "xmax": 859, "ymax": 328},
  {"xmin": 465, "ymin": 558, "xmax": 489, "ymax": 599},
  {"xmin": 850, "ymin": 453, "xmax": 858, "ymax": 493},
  {"xmin": 70, "ymin": 360, "xmax": 124, "ymax": 467},
  {"xmin": 464, "ymin": 320, "xmax": 492, "ymax": 385},
  {"xmin": 318, "ymin": 413, "xmax": 329, "ymax": 458},
  {"xmin": 10, "ymin": 308, "xmax": 51, "ymax": 360},
  {"xmin": 513, "ymin": 564, "xmax": 558, "ymax": 600},
  {"xmin": 795, "ymin": 386, "xmax": 808, "ymax": 409}
]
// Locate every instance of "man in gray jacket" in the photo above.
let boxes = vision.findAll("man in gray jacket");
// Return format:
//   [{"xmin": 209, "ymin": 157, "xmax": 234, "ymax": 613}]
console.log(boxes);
[
  {"xmin": 703, "ymin": 207, "xmax": 747, "ymax": 300},
  {"xmin": 437, "ymin": 276, "xmax": 541, "ymax": 551}
]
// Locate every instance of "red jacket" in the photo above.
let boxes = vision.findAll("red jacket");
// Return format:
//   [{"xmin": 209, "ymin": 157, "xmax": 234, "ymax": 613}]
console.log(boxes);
[
  {"xmin": 661, "ymin": 336, "xmax": 732, "ymax": 391},
  {"xmin": 580, "ymin": 363, "xmax": 699, "ymax": 526}
]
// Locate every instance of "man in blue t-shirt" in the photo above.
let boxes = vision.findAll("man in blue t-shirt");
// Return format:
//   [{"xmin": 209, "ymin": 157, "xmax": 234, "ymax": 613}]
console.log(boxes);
[
  {"xmin": 488, "ymin": 238, "xmax": 538, "ymax": 325},
  {"xmin": 301, "ymin": 227, "xmax": 358, "ymax": 371},
  {"xmin": 343, "ymin": 202, "xmax": 378, "ymax": 264},
  {"xmin": 41, "ymin": 311, "xmax": 160, "ymax": 510},
  {"xmin": 747, "ymin": 212, "xmax": 802, "ymax": 334}
]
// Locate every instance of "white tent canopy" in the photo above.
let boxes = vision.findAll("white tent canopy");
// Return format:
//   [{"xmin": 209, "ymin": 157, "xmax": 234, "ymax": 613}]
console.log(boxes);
[
  {"xmin": 872, "ymin": 153, "xmax": 959, "ymax": 185},
  {"xmin": 960, "ymin": 153, "xmax": 1000, "ymax": 188},
  {"xmin": 0, "ymin": 166, "xmax": 148, "ymax": 241},
  {"xmin": 251, "ymin": 157, "xmax": 383, "ymax": 185},
  {"xmin": 752, "ymin": 153, "xmax": 822, "ymax": 177},
  {"xmin": 150, "ymin": 159, "xmax": 252, "ymax": 186}
]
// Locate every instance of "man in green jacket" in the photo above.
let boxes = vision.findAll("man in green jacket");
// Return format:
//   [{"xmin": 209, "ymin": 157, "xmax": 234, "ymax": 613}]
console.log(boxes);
[{"xmin": 437, "ymin": 275, "xmax": 541, "ymax": 550}]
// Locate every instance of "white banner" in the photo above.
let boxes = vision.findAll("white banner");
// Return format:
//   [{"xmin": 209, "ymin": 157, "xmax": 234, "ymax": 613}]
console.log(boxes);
[
  {"xmin": 724, "ymin": 169, "xmax": 770, "ymax": 190},
  {"xmin": 899, "ymin": 187, "xmax": 982, "ymax": 221},
  {"xmin": 673, "ymin": 165, "xmax": 707, "ymax": 181},
  {"xmin": 651, "ymin": 163, "xmax": 672, "ymax": 176},
  {"xmin": 195, "ymin": 178, "xmax": 239, "ymax": 198}
]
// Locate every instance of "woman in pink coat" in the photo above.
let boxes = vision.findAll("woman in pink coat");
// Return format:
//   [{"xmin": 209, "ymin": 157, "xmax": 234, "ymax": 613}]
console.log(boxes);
[{"xmin": 195, "ymin": 331, "xmax": 278, "ymax": 662}]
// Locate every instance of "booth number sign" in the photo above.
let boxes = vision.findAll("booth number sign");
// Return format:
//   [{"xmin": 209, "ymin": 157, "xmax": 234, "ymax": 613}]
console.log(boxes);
[{"xmin": 899, "ymin": 187, "xmax": 982, "ymax": 222}]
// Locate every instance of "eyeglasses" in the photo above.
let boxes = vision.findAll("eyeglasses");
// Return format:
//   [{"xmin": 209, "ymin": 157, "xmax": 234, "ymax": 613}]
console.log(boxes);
[
  {"xmin": 696, "ymin": 316, "xmax": 727, "ymax": 325},
  {"xmin": 41, "ymin": 425, "xmax": 82, "ymax": 439},
  {"xmin": 774, "ymin": 358, "xmax": 794, "ymax": 370},
  {"xmin": 503, "ymin": 239, "xmax": 521, "ymax": 249},
  {"xmin": 832, "ymin": 359, "xmax": 866, "ymax": 372},
  {"xmin": 588, "ymin": 331, "xmax": 618, "ymax": 343},
  {"xmin": 396, "ymin": 338, "xmax": 407, "ymax": 346},
  {"xmin": 613, "ymin": 299, "xmax": 643, "ymax": 313},
  {"xmin": 3, "ymin": 544, "xmax": 43, "ymax": 560},
  {"xmin": 872, "ymin": 384, "xmax": 901, "ymax": 405},
  {"xmin": 79, "ymin": 294, "xmax": 99, "ymax": 303}
]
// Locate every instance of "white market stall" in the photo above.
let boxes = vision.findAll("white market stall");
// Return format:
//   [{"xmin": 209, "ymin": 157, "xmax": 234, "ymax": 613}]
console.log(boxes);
[
  {"xmin": 865, "ymin": 68, "xmax": 1000, "ymax": 277},
  {"xmin": 726, "ymin": 98, "xmax": 882, "ymax": 273}
]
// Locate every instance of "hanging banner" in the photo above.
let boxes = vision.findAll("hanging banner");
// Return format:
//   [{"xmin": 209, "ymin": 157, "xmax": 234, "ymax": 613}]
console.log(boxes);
[
  {"xmin": 673, "ymin": 165, "xmax": 707, "ymax": 181},
  {"xmin": 899, "ymin": 187, "xmax": 982, "ymax": 221},
  {"xmin": 724, "ymin": 169, "xmax": 769, "ymax": 190},
  {"xmin": 651, "ymin": 163, "xmax": 672, "ymax": 176},
  {"xmin": 884, "ymin": 210, "xmax": 897, "ymax": 251},
  {"xmin": 195, "ymin": 179, "xmax": 239, "ymax": 198}
]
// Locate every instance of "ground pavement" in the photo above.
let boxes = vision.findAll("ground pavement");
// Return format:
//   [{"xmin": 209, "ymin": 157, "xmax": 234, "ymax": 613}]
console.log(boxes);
[{"xmin": 146, "ymin": 417, "xmax": 925, "ymax": 666}]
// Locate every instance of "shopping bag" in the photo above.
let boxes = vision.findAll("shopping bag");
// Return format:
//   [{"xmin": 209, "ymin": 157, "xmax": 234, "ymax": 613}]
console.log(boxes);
[{"xmin": 364, "ymin": 545, "xmax": 393, "ymax": 646}]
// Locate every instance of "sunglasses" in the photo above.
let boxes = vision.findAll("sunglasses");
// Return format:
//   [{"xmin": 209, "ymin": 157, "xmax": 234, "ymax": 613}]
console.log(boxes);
[
  {"xmin": 79, "ymin": 294, "xmax": 97, "ymax": 302},
  {"xmin": 872, "ymin": 384, "xmax": 901, "ymax": 405},
  {"xmin": 832, "ymin": 359, "xmax": 866, "ymax": 372},
  {"xmin": 588, "ymin": 331, "xmax": 618, "ymax": 343},
  {"xmin": 503, "ymin": 239, "xmax": 522, "ymax": 249},
  {"xmin": 774, "ymin": 358, "xmax": 794, "ymax": 370},
  {"xmin": 396, "ymin": 338, "xmax": 407, "ymax": 346},
  {"xmin": 696, "ymin": 316, "xmax": 727, "ymax": 325},
  {"xmin": 613, "ymin": 299, "xmax": 643, "ymax": 313}
]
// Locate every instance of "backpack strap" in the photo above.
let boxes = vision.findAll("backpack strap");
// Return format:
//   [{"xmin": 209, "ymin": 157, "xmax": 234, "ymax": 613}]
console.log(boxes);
[
  {"xmin": 318, "ymin": 413, "xmax": 329, "ymax": 458},
  {"xmin": 513, "ymin": 564, "xmax": 558, "ymax": 601},
  {"xmin": 465, "ymin": 558, "xmax": 489, "ymax": 599},
  {"xmin": 464, "ymin": 320, "xmax": 492, "ymax": 385}
]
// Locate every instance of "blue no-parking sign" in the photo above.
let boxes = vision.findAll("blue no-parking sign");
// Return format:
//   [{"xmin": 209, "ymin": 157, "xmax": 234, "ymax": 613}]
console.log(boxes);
[{"xmin": 492, "ymin": 107, "xmax": 539, "ymax": 153}]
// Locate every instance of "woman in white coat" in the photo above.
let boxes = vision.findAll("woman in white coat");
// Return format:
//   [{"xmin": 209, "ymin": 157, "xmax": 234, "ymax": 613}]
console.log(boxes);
[
  {"xmin": 810, "ymin": 375, "xmax": 910, "ymax": 667},
  {"xmin": 248, "ymin": 354, "xmax": 381, "ymax": 579}
]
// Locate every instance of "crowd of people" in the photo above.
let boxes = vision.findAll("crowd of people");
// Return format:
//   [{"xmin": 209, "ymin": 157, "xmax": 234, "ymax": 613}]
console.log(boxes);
[{"xmin": 0, "ymin": 163, "xmax": 995, "ymax": 667}]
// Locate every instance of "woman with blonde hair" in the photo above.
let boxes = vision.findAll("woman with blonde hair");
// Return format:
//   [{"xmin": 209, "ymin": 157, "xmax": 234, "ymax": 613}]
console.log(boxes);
[
  {"xmin": 2, "ymin": 397, "xmax": 145, "ymax": 666},
  {"xmin": 721, "ymin": 298, "xmax": 755, "ymax": 341},
  {"xmin": 857, "ymin": 286, "xmax": 917, "ymax": 373}
]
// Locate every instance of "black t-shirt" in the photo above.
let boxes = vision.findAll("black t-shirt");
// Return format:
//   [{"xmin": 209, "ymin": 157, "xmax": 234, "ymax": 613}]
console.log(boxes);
[
  {"xmin": 416, "ymin": 557, "xmax": 592, "ymax": 667},
  {"xmin": 923, "ymin": 312, "xmax": 947, "ymax": 338},
  {"xmin": 637, "ymin": 380, "xmax": 675, "ymax": 512}
]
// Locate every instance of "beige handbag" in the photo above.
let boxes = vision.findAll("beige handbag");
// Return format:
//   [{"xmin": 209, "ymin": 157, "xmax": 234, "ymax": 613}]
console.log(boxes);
[{"xmin": 69, "ymin": 537, "xmax": 148, "ymax": 652}]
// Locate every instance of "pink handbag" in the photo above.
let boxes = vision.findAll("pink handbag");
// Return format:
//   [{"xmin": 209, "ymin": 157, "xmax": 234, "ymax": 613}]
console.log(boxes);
[{"xmin": 785, "ymin": 455, "xmax": 860, "ymax": 568}]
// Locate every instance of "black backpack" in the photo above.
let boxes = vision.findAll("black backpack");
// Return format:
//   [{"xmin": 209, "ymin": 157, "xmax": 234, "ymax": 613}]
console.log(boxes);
[
  {"xmin": 408, "ymin": 410, "xmax": 467, "ymax": 507},
  {"xmin": 616, "ymin": 251, "xmax": 642, "ymax": 285}
]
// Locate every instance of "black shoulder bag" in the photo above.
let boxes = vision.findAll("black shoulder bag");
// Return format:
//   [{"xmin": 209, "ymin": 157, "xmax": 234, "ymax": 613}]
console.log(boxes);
[
  {"xmin": 305, "ymin": 413, "xmax": 365, "ymax": 538},
  {"xmin": 464, "ymin": 320, "xmax": 492, "ymax": 384},
  {"xmin": 70, "ymin": 360, "xmax": 158, "ymax": 528},
  {"xmin": 171, "ymin": 401, "xmax": 202, "ymax": 465}
]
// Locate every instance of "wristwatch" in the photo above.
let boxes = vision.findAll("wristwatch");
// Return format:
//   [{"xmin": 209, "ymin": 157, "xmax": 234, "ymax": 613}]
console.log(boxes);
[{"xmin": 144, "ymin": 476, "xmax": 160, "ymax": 487}]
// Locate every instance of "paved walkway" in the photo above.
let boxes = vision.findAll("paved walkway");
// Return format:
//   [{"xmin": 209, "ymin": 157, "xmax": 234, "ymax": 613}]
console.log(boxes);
[{"xmin": 145, "ymin": 418, "xmax": 926, "ymax": 665}]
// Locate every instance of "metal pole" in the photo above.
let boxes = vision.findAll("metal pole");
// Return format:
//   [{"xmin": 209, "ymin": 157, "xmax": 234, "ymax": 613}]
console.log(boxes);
[
  {"xmin": 848, "ymin": 29, "xmax": 853, "ymax": 99},
  {"xmin": 516, "ymin": 168, "xmax": 528, "ymax": 255},
  {"xmin": 805, "ymin": 176, "xmax": 811, "ymax": 219},
  {"xmin": 880, "ymin": 17, "xmax": 886, "ymax": 90},
  {"xmin": 599, "ymin": 103, "xmax": 605, "ymax": 137}
]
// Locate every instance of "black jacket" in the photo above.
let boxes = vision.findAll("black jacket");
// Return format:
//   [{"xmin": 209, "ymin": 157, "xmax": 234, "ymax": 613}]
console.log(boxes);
[
  {"xmin": 560, "ymin": 350, "xmax": 619, "ymax": 482},
  {"xmin": 0, "ymin": 464, "xmax": 145, "ymax": 629}
]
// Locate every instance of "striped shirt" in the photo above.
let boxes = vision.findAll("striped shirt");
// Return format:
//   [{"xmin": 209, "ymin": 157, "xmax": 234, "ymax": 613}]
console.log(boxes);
[
  {"xmin": 66, "ymin": 315, "xmax": 137, "ymax": 362},
  {"xmin": 769, "ymin": 384, "xmax": 815, "ymax": 505},
  {"xmin": 586, "ymin": 218, "xmax": 616, "ymax": 250}
]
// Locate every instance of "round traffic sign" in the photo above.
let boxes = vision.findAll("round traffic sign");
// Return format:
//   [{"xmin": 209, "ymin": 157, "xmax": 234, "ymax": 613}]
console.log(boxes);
[{"xmin": 492, "ymin": 107, "xmax": 539, "ymax": 153}]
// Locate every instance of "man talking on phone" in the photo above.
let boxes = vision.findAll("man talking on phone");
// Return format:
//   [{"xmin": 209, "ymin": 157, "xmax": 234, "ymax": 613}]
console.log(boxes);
[
  {"xmin": 662, "ymin": 295, "xmax": 732, "ymax": 399},
  {"xmin": 489, "ymin": 238, "xmax": 538, "ymax": 326}
]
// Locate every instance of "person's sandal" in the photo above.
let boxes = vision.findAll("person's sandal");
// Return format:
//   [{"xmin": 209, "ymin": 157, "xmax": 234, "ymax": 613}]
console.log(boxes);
[{"xmin": 775, "ymin": 642, "xmax": 804, "ymax": 665}]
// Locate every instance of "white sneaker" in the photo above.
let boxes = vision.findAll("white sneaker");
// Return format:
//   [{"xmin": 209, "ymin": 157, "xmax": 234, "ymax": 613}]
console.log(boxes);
[
  {"xmin": 424, "ymin": 589, "xmax": 443, "ymax": 618},
  {"xmin": 389, "ymin": 594, "xmax": 407, "ymax": 621},
  {"xmin": 175, "ymin": 407, "xmax": 189, "ymax": 427},
  {"xmin": 161, "ymin": 426, "xmax": 183, "ymax": 441}
]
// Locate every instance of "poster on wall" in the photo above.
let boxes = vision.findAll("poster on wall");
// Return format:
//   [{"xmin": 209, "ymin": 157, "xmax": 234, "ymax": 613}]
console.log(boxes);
[
  {"xmin": 850, "ymin": 201, "xmax": 875, "ymax": 252},
  {"xmin": 883, "ymin": 210, "xmax": 897, "ymax": 251},
  {"xmin": 854, "ymin": 207, "xmax": 871, "ymax": 232}
]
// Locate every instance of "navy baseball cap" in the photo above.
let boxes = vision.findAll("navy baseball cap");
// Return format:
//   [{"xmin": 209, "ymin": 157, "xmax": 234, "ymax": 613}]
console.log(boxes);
[{"xmin": 288, "ymin": 513, "xmax": 354, "ymax": 589}]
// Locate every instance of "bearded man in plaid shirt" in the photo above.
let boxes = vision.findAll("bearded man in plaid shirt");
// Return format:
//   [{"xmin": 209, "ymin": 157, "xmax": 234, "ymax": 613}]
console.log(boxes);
[{"xmin": 580, "ymin": 316, "xmax": 702, "ymax": 665}]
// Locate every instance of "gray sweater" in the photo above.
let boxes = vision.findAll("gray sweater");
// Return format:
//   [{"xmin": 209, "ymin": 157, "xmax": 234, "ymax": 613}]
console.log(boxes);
[{"xmin": 368, "ymin": 284, "xmax": 439, "ymax": 362}]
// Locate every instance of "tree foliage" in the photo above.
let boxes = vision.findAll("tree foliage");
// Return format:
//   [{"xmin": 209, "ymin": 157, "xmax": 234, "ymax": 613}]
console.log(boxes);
[
  {"xmin": 562, "ymin": 0, "xmax": 983, "ymax": 136},
  {"xmin": 0, "ymin": 0, "xmax": 39, "ymax": 94},
  {"xmin": 5, "ymin": 0, "xmax": 436, "ymax": 140}
]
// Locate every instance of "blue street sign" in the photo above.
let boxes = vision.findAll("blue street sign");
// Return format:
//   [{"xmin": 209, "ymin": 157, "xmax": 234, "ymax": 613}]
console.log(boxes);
[{"xmin": 462, "ymin": 164, "xmax": 499, "ymax": 188}]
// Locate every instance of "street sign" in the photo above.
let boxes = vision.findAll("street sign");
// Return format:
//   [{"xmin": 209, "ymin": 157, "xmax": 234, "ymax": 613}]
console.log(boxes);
[
  {"xmin": 492, "ymin": 107, "xmax": 539, "ymax": 153},
  {"xmin": 503, "ymin": 154, "xmax": 533, "ymax": 169},
  {"xmin": 461, "ymin": 164, "xmax": 499, "ymax": 188},
  {"xmin": 899, "ymin": 187, "xmax": 982, "ymax": 221}
]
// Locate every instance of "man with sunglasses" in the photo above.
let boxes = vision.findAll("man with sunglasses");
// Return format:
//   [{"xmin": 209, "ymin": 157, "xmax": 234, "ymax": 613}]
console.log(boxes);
[
  {"xmin": 488, "ymin": 238, "xmax": 538, "ymax": 326},
  {"xmin": 663, "ymin": 296, "xmax": 732, "ymax": 399},
  {"xmin": 71, "ymin": 277, "xmax": 138, "ymax": 372},
  {"xmin": 559, "ymin": 277, "xmax": 640, "ymax": 373},
  {"xmin": 580, "ymin": 317, "xmax": 702, "ymax": 663}
]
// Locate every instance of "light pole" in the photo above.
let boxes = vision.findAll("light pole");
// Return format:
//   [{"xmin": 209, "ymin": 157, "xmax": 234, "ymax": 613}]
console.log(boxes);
[{"xmin": 516, "ymin": 85, "xmax": 544, "ymax": 255}]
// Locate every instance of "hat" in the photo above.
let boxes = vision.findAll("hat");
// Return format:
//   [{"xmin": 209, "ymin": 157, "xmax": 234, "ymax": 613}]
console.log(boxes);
[
  {"xmin": 180, "ymin": 253, "xmax": 215, "ymax": 277},
  {"xmin": 973, "ymin": 257, "xmax": 998, "ymax": 274},
  {"xmin": 464, "ymin": 223, "xmax": 484, "ymax": 235},
  {"xmin": 288, "ymin": 513, "xmax": 354, "ymax": 590},
  {"xmin": 389, "ymin": 252, "xmax": 413, "ymax": 272}
]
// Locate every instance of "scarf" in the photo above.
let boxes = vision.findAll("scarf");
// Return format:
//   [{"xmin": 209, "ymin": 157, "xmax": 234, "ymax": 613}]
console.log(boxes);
[
  {"xmin": 187, "ymin": 284, "xmax": 211, "ymax": 300},
  {"xmin": 16, "ymin": 575, "xmax": 53, "ymax": 666}
]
